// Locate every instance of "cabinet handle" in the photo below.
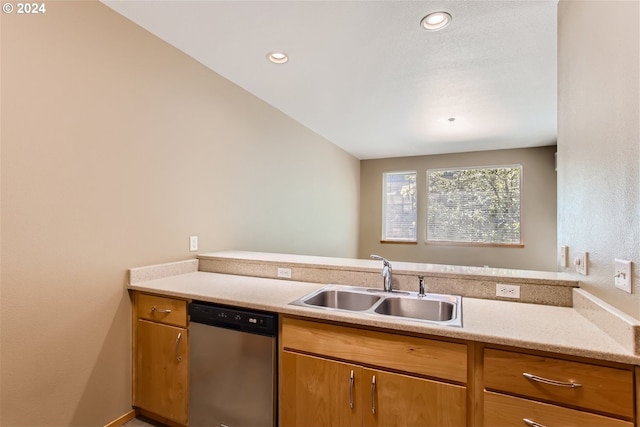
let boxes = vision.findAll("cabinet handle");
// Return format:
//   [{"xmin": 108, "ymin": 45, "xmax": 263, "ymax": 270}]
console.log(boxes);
[
  {"xmin": 175, "ymin": 332, "xmax": 182, "ymax": 362},
  {"xmin": 523, "ymin": 372, "xmax": 582, "ymax": 388},
  {"xmin": 349, "ymin": 370, "xmax": 354, "ymax": 409},
  {"xmin": 523, "ymin": 418, "xmax": 547, "ymax": 427},
  {"xmin": 370, "ymin": 375, "xmax": 376, "ymax": 415},
  {"xmin": 151, "ymin": 306, "xmax": 172, "ymax": 314}
]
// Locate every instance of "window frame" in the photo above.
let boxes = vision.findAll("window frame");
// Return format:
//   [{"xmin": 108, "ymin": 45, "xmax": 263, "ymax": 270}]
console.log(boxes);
[
  {"xmin": 380, "ymin": 170, "xmax": 418, "ymax": 244},
  {"xmin": 425, "ymin": 164, "xmax": 524, "ymax": 247}
]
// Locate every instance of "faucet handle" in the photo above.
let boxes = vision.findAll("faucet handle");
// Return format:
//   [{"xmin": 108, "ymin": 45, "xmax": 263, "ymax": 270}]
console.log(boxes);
[{"xmin": 370, "ymin": 254, "xmax": 392, "ymax": 268}]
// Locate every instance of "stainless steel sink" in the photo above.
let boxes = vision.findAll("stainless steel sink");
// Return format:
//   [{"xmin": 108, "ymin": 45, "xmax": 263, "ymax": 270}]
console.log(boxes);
[
  {"xmin": 290, "ymin": 285, "xmax": 462, "ymax": 327},
  {"xmin": 374, "ymin": 296, "xmax": 456, "ymax": 322},
  {"xmin": 301, "ymin": 288, "xmax": 381, "ymax": 311}
]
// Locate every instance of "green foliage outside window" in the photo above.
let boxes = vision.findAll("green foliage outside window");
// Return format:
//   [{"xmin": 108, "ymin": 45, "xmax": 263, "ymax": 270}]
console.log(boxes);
[
  {"xmin": 382, "ymin": 171, "xmax": 417, "ymax": 241},
  {"xmin": 427, "ymin": 166, "xmax": 521, "ymax": 244}
]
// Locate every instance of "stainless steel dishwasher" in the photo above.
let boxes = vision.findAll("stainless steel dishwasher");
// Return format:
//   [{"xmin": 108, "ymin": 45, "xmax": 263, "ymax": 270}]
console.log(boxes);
[{"xmin": 189, "ymin": 301, "xmax": 277, "ymax": 427}]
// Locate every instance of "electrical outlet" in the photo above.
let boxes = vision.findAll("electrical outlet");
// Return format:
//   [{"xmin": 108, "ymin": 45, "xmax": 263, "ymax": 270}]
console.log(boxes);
[
  {"xmin": 574, "ymin": 251, "xmax": 588, "ymax": 275},
  {"xmin": 614, "ymin": 259, "xmax": 632, "ymax": 293},
  {"xmin": 496, "ymin": 283, "xmax": 520, "ymax": 299},
  {"xmin": 189, "ymin": 235, "xmax": 198, "ymax": 252},
  {"xmin": 277, "ymin": 267, "xmax": 292, "ymax": 279}
]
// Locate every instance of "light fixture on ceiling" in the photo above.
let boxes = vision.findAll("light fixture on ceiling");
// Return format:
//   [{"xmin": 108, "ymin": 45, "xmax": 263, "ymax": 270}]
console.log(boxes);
[
  {"xmin": 448, "ymin": 117, "xmax": 456, "ymax": 122},
  {"xmin": 420, "ymin": 12, "xmax": 452, "ymax": 31},
  {"xmin": 267, "ymin": 51, "xmax": 289, "ymax": 64}
]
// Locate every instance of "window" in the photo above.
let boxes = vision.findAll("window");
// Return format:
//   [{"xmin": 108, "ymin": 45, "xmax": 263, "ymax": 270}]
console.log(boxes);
[
  {"xmin": 382, "ymin": 171, "xmax": 417, "ymax": 242},
  {"xmin": 427, "ymin": 165, "xmax": 522, "ymax": 245}
]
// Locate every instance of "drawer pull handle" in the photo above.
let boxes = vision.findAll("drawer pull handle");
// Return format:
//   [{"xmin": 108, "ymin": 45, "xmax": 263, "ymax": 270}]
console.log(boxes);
[
  {"xmin": 370, "ymin": 375, "xmax": 376, "ymax": 415},
  {"xmin": 175, "ymin": 332, "xmax": 182, "ymax": 362},
  {"xmin": 151, "ymin": 306, "xmax": 172, "ymax": 314},
  {"xmin": 523, "ymin": 418, "xmax": 547, "ymax": 427},
  {"xmin": 349, "ymin": 370, "xmax": 354, "ymax": 409},
  {"xmin": 523, "ymin": 372, "xmax": 582, "ymax": 388}
]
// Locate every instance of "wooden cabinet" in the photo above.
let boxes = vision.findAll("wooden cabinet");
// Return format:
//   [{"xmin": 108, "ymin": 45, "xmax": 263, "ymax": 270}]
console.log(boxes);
[
  {"xmin": 483, "ymin": 348, "xmax": 635, "ymax": 427},
  {"xmin": 133, "ymin": 292, "xmax": 189, "ymax": 426},
  {"xmin": 280, "ymin": 317, "xmax": 467, "ymax": 427},
  {"xmin": 127, "ymin": 290, "xmax": 638, "ymax": 427},
  {"xmin": 363, "ymin": 367, "xmax": 466, "ymax": 427},
  {"xmin": 281, "ymin": 352, "xmax": 361, "ymax": 427}
]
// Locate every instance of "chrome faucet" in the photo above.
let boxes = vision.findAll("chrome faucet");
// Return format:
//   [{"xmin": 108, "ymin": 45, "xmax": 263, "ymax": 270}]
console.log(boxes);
[
  {"xmin": 418, "ymin": 276, "xmax": 426, "ymax": 297},
  {"xmin": 370, "ymin": 254, "xmax": 393, "ymax": 292}
]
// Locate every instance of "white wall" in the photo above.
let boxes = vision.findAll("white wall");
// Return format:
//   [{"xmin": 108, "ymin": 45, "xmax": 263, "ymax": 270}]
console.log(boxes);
[
  {"xmin": 0, "ymin": 1, "xmax": 359, "ymax": 425},
  {"xmin": 557, "ymin": 0, "xmax": 640, "ymax": 319}
]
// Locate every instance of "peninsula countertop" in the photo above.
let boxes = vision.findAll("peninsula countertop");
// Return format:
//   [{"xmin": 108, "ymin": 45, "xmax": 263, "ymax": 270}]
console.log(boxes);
[{"xmin": 128, "ymin": 270, "xmax": 640, "ymax": 366}]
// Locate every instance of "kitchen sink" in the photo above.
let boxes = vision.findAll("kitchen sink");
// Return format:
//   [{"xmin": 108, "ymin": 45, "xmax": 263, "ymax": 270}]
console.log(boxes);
[
  {"xmin": 374, "ymin": 296, "xmax": 456, "ymax": 322},
  {"xmin": 290, "ymin": 285, "xmax": 462, "ymax": 327},
  {"xmin": 301, "ymin": 288, "xmax": 382, "ymax": 311}
]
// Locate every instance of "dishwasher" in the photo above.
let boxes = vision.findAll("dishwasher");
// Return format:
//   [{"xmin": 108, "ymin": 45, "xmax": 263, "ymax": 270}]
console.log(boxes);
[{"xmin": 189, "ymin": 301, "xmax": 277, "ymax": 427}]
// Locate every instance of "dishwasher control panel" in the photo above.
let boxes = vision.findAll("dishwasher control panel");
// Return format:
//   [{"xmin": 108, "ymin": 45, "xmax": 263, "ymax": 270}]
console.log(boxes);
[{"xmin": 189, "ymin": 301, "xmax": 277, "ymax": 336}]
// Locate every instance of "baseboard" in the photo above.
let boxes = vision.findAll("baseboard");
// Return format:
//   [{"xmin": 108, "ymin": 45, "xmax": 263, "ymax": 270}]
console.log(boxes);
[
  {"xmin": 104, "ymin": 409, "xmax": 136, "ymax": 427},
  {"xmin": 137, "ymin": 408, "xmax": 188, "ymax": 427}
]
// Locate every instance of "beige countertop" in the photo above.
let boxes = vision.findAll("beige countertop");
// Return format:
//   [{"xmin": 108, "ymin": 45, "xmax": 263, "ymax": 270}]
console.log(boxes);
[{"xmin": 128, "ymin": 270, "xmax": 640, "ymax": 366}]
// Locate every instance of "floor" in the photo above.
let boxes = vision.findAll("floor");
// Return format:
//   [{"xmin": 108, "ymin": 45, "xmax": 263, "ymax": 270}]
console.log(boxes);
[{"xmin": 122, "ymin": 416, "xmax": 166, "ymax": 427}]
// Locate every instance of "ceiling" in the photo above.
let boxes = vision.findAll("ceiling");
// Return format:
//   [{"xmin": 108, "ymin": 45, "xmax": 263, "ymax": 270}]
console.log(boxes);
[{"xmin": 101, "ymin": 0, "xmax": 558, "ymax": 160}]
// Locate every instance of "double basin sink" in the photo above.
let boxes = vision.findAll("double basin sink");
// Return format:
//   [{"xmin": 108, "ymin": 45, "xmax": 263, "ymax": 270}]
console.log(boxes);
[{"xmin": 290, "ymin": 285, "xmax": 462, "ymax": 327}]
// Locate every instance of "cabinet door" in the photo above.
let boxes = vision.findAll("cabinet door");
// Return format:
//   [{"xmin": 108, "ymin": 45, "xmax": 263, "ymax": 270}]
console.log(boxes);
[
  {"xmin": 363, "ymin": 369, "xmax": 466, "ymax": 427},
  {"xmin": 135, "ymin": 319, "xmax": 188, "ymax": 425},
  {"xmin": 280, "ymin": 351, "xmax": 361, "ymax": 427}
]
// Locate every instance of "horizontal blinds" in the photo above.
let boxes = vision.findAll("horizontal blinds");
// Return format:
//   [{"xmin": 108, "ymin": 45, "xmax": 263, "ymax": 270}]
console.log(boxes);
[
  {"xmin": 382, "ymin": 171, "xmax": 417, "ymax": 241},
  {"xmin": 427, "ymin": 166, "xmax": 521, "ymax": 244}
]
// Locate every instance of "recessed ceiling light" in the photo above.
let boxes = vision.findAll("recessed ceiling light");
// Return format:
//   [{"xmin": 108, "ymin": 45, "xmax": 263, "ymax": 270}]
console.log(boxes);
[
  {"xmin": 420, "ymin": 12, "xmax": 452, "ymax": 31},
  {"xmin": 267, "ymin": 51, "xmax": 289, "ymax": 64}
]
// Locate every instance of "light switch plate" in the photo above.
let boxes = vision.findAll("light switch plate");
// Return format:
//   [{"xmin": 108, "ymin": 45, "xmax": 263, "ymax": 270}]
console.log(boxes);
[
  {"xmin": 614, "ymin": 259, "xmax": 632, "ymax": 293},
  {"xmin": 559, "ymin": 246, "xmax": 568, "ymax": 268},
  {"xmin": 574, "ymin": 251, "xmax": 588, "ymax": 275}
]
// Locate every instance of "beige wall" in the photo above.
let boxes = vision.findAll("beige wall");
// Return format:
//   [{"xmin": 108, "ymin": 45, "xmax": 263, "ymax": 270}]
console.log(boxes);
[
  {"xmin": 359, "ymin": 146, "xmax": 557, "ymax": 270},
  {"xmin": 557, "ymin": 0, "xmax": 639, "ymax": 319},
  {"xmin": 0, "ymin": 2, "xmax": 359, "ymax": 425}
]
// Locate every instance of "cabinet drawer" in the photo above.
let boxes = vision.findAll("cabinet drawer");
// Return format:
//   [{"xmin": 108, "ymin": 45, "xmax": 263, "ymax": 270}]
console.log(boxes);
[
  {"xmin": 136, "ymin": 293, "xmax": 188, "ymax": 327},
  {"xmin": 281, "ymin": 317, "xmax": 467, "ymax": 383},
  {"xmin": 484, "ymin": 348, "xmax": 634, "ymax": 418},
  {"xmin": 484, "ymin": 391, "xmax": 632, "ymax": 427}
]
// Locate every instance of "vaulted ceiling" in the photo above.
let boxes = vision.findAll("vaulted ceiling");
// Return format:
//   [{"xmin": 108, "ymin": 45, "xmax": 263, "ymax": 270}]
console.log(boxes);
[{"xmin": 102, "ymin": 0, "xmax": 558, "ymax": 159}]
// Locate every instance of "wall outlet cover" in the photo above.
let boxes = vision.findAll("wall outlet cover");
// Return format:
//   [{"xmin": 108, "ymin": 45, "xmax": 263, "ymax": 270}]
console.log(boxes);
[
  {"xmin": 277, "ymin": 267, "xmax": 292, "ymax": 279},
  {"xmin": 496, "ymin": 283, "xmax": 520, "ymax": 299},
  {"xmin": 189, "ymin": 235, "xmax": 198, "ymax": 252}
]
